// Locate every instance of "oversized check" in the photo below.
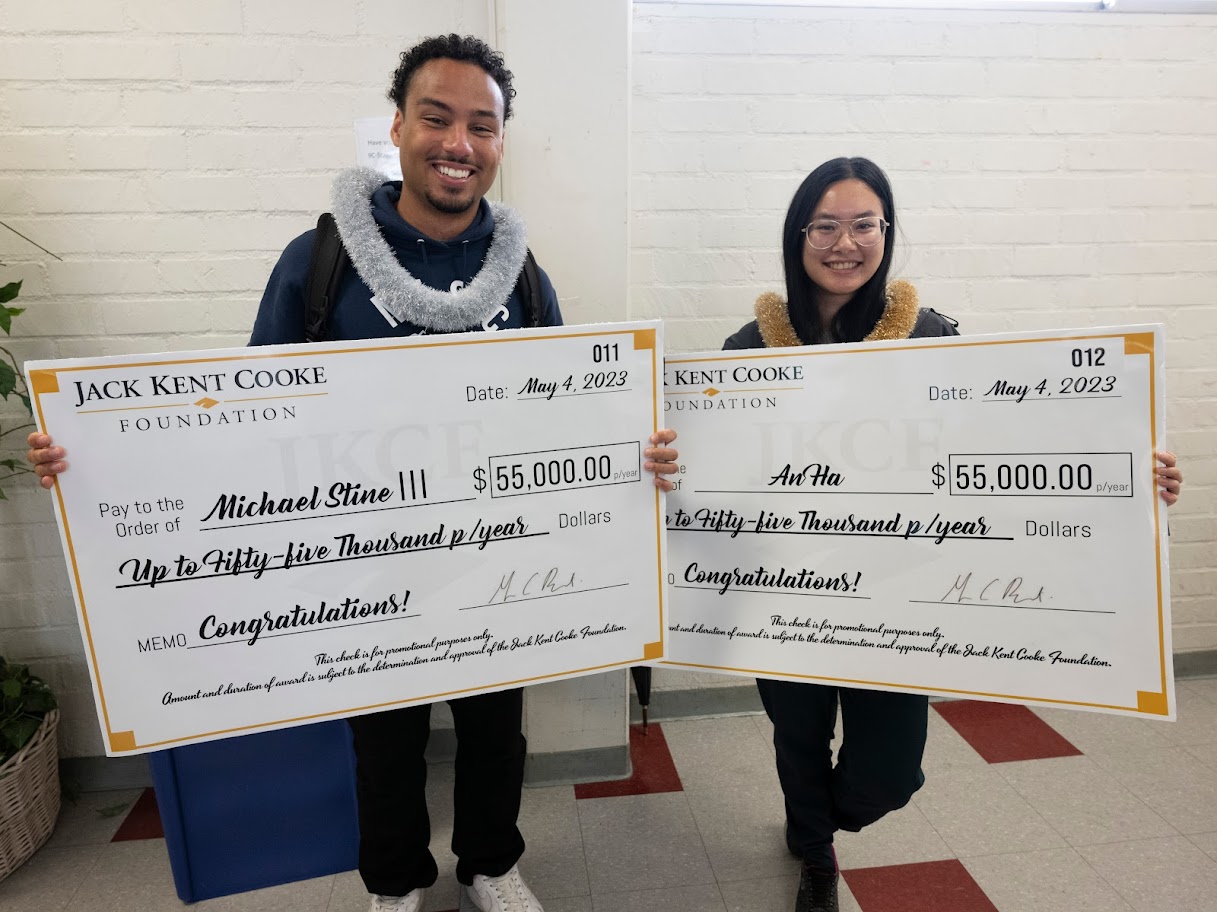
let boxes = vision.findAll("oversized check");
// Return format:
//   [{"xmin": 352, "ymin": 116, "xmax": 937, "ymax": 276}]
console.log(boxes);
[
  {"xmin": 662, "ymin": 325, "xmax": 1173, "ymax": 719},
  {"xmin": 28, "ymin": 323, "xmax": 667, "ymax": 755}
]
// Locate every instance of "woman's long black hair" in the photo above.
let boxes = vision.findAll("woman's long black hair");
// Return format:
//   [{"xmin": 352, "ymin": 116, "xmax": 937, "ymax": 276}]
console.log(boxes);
[{"xmin": 781, "ymin": 157, "xmax": 896, "ymax": 344}]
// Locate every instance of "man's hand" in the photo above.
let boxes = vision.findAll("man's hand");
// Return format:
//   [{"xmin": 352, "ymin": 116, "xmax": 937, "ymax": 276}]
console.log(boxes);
[
  {"xmin": 644, "ymin": 428, "xmax": 679, "ymax": 492},
  {"xmin": 25, "ymin": 433, "xmax": 67, "ymax": 490},
  {"xmin": 1156, "ymin": 450, "xmax": 1182, "ymax": 507}
]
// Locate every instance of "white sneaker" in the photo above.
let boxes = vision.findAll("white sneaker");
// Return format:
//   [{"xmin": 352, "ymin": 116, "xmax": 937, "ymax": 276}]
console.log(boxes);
[
  {"xmin": 462, "ymin": 865, "xmax": 544, "ymax": 912},
  {"xmin": 370, "ymin": 889, "xmax": 424, "ymax": 912}
]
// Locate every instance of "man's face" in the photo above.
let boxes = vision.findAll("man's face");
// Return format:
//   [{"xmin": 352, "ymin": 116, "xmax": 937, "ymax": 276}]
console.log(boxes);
[{"xmin": 391, "ymin": 58, "xmax": 505, "ymax": 226}]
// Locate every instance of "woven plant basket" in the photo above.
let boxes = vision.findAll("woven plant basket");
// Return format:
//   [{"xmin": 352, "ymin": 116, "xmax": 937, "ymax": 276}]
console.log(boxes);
[{"xmin": 0, "ymin": 709, "xmax": 60, "ymax": 882}]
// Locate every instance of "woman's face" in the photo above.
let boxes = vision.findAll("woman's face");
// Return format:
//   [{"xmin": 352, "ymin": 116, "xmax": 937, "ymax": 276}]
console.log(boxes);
[{"xmin": 801, "ymin": 178, "xmax": 886, "ymax": 310}]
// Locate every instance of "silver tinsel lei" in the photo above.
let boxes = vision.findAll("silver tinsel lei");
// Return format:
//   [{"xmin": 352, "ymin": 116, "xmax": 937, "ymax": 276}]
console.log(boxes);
[{"xmin": 329, "ymin": 167, "xmax": 527, "ymax": 332}]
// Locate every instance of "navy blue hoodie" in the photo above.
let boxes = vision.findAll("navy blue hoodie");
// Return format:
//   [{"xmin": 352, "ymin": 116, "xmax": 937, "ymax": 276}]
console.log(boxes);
[{"xmin": 250, "ymin": 181, "xmax": 562, "ymax": 346}]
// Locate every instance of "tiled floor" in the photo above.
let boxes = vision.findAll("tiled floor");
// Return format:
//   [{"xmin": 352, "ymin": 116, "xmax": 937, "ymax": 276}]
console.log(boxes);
[{"xmin": 6, "ymin": 678, "xmax": 1217, "ymax": 911}]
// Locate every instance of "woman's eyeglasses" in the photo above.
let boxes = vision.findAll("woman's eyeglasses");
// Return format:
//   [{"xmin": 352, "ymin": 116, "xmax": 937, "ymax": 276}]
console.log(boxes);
[{"xmin": 803, "ymin": 217, "xmax": 889, "ymax": 250}]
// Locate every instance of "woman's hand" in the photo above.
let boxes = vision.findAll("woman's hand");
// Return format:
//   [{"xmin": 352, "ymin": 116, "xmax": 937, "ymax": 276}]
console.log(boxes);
[
  {"xmin": 25, "ymin": 432, "xmax": 67, "ymax": 490},
  {"xmin": 1155, "ymin": 451, "xmax": 1182, "ymax": 506},
  {"xmin": 645, "ymin": 429, "xmax": 679, "ymax": 491}
]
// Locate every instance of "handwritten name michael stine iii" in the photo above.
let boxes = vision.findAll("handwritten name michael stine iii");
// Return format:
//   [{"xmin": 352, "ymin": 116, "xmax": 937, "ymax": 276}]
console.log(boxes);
[{"xmin": 201, "ymin": 482, "xmax": 398, "ymax": 521}]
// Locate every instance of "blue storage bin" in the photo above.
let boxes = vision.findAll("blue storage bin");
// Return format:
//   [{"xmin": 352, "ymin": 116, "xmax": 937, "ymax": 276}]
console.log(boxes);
[{"xmin": 148, "ymin": 720, "xmax": 360, "ymax": 903}]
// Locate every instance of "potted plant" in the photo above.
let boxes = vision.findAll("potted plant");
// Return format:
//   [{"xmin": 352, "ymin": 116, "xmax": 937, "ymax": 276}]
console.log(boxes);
[
  {"xmin": 0, "ymin": 658, "xmax": 59, "ymax": 881},
  {"xmin": 0, "ymin": 277, "xmax": 34, "ymax": 500},
  {"xmin": 0, "ymin": 249, "xmax": 62, "ymax": 879}
]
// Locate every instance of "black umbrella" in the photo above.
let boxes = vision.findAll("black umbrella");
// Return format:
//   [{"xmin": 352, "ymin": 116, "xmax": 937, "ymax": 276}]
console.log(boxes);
[{"xmin": 630, "ymin": 665, "xmax": 652, "ymax": 732}]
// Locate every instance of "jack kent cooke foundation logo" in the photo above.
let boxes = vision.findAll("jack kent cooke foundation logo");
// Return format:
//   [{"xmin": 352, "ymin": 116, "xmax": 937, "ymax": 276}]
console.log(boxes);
[
  {"xmin": 70, "ymin": 365, "xmax": 327, "ymax": 433},
  {"xmin": 663, "ymin": 363, "xmax": 802, "ymax": 413}
]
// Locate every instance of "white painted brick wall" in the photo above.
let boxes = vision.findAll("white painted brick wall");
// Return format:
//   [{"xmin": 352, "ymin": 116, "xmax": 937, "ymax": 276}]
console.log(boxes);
[{"xmin": 630, "ymin": 4, "xmax": 1217, "ymax": 652}]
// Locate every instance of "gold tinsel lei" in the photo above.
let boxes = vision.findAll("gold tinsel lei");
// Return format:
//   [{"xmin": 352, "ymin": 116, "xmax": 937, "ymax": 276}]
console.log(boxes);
[{"xmin": 753, "ymin": 279, "xmax": 920, "ymax": 349}]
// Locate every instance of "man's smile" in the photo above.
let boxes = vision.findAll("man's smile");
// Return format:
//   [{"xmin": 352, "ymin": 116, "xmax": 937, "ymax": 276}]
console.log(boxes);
[{"xmin": 435, "ymin": 162, "xmax": 473, "ymax": 181}]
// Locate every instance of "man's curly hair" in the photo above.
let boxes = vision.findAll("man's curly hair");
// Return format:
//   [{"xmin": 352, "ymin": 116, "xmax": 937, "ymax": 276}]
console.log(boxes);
[{"xmin": 387, "ymin": 34, "xmax": 516, "ymax": 122}]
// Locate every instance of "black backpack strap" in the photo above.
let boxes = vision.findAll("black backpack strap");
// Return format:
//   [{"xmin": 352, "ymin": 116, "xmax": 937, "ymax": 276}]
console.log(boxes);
[
  {"xmin": 514, "ymin": 248, "xmax": 544, "ymax": 328},
  {"xmin": 925, "ymin": 306, "xmax": 959, "ymax": 330},
  {"xmin": 303, "ymin": 212, "xmax": 349, "ymax": 343}
]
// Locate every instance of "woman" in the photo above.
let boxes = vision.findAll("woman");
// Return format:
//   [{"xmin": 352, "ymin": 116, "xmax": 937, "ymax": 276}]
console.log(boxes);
[{"xmin": 724, "ymin": 156, "xmax": 1183, "ymax": 912}]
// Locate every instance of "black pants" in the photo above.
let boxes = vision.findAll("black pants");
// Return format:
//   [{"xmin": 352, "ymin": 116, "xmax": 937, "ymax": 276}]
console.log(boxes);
[
  {"xmin": 347, "ymin": 688, "xmax": 527, "ymax": 896},
  {"xmin": 757, "ymin": 679, "xmax": 928, "ymax": 869}
]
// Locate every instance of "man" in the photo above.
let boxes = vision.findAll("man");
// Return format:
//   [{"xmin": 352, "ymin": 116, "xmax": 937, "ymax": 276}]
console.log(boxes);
[
  {"xmin": 29, "ymin": 33, "xmax": 679, "ymax": 912},
  {"xmin": 251, "ymin": 34, "xmax": 559, "ymax": 345},
  {"xmin": 269, "ymin": 41, "xmax": 555, "ymax": 912}
]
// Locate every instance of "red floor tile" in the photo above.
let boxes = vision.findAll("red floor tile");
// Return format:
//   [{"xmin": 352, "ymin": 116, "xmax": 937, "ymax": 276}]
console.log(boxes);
[
  {"xmin": 843, "ymin": 859, "xmax": 998, "ymax": 912},
  {"xmin": 111, "ymin": 787, "xmax": 165, "ymax": 841},
  {"xmin": 933, "ymin": 700, "xmax": 1082, "ymax": 763},
  {"xmin": 574, "ymin": 723, "xmax": 683, "ymax": 799}
]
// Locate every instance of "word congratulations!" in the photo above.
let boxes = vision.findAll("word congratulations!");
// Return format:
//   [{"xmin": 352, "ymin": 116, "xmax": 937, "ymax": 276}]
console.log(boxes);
[
  {"xmin": 683, "ymin": 562, "xmax": 862, "ymax": 596},
  {"xmin": 198, "ymin": 591, "xmax": 410, "ymax": 647}
]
